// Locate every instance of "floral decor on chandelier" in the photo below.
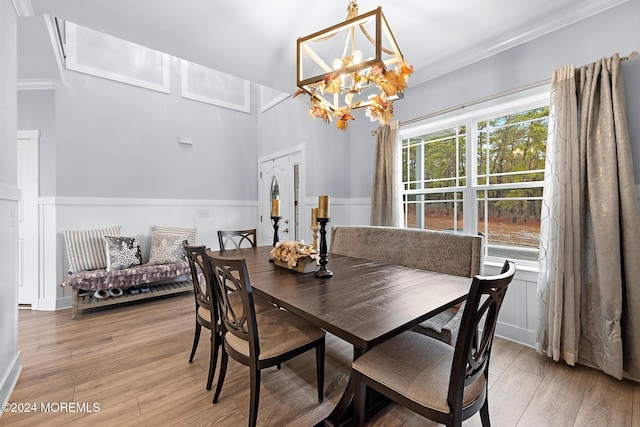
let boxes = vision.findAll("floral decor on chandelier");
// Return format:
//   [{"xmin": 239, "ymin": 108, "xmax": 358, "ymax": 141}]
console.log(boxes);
[
  {"xmin": 294, "ymin": 60, "xmax": 413, "ymax": 131},
  {"xmin": 295, "ymin": 1, "xmax": 413, "ymax": 131}
]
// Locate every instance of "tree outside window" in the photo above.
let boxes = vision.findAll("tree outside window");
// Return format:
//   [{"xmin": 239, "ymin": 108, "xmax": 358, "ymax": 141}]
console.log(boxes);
[{"xmin": 401, "ymin": 102, "xmax": 549, "ymax": 263}]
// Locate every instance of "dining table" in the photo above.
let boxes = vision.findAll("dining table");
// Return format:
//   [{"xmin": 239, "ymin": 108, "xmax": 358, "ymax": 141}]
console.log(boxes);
[{"xmin": 216, "ymin": 245, "xmax": 472, "ymax": 426}]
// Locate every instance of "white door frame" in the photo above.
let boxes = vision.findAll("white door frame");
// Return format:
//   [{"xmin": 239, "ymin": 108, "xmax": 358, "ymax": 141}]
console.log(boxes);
[
  {"xmin": 258, "ymin": 144, "xmax": 305, "ymax": 246},
  {"xmin": 17, "ymin": 130, "xmax": 40, "ymax": 307}
]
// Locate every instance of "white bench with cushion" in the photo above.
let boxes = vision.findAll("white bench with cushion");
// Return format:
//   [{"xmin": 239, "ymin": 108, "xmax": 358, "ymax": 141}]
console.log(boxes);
[{"xmin": 329, "ymin": 225, "xmax": 482, "ymax": 344}]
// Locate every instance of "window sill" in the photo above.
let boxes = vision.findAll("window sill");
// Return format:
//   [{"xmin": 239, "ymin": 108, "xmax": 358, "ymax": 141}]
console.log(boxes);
[{"xmin": 484, "ymin": 258, "xmax": 539, "ymax": 283}]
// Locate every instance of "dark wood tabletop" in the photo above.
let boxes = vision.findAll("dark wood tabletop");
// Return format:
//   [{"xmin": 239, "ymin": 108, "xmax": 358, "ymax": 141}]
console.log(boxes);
[
  {"xmin": 214, "ymin": 245, "xmax": 472, "ymax": 425},
  {"xmin": 229, "ymin": 246, "xmax": 471, "ymax": 351}
]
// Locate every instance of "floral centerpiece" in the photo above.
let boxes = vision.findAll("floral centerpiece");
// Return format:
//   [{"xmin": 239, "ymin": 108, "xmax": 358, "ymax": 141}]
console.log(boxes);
[{"xmin": 269, "ymin": 241, "xmax": 319, "ymax": 273}]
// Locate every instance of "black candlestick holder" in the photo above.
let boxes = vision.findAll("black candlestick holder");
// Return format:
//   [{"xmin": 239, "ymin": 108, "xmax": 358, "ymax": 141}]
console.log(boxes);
[
  {"xmin": 314, "ymin": 217, "xmax": 333, "ymax": 278},
  {"xmin": 271, "ymin": 216, "xmax": 281, "ymax": 247}
]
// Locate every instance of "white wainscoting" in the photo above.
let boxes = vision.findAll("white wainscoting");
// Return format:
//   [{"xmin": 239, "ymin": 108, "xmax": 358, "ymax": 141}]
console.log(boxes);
[
  {"xmin": 38, "ymin": 197, "xmax": 259, "ymax": 311},
  {"xmin": 0, "ymin": 185, "xmax": 21, "ymax": 407},
  {"xmin": 37, "ymin": 195, "xmax": 543, "ymax": 349},
  {"xmin": 30, "ymin": 190, "xmax": 640, "ymax": 353}
]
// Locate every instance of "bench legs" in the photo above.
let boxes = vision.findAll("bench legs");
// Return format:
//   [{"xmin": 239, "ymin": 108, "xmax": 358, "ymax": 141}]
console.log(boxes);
[
  {"xmin": 69, "ymin": 280, "xmax": 192, "ymax": 319},
  {"xmin": 72, "ymin": 287, "xmax": 80, "ymax": 319}
]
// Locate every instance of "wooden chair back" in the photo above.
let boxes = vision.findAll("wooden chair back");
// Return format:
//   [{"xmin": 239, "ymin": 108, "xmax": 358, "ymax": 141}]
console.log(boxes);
[
  {"xmin": 183, "ymin": 241, "xmax": 223, "ymax": 391},
  {"xmin": 217, "ymin": 229, "xmax": 257, "ymax": 250},
  {"xmin": 182, "ymin": 242, "xmax": 214, "ymax": 324},
  {"xmin": 207, "ymin": 254, "xmax": 260, "ymax": 358},
  {"xmin": 205, "ymin": 251, "xmax": 326, "ymax": 426},
  {"xmin": 448, "ymin": 260, "xmax": 515, "ymax": 414}
]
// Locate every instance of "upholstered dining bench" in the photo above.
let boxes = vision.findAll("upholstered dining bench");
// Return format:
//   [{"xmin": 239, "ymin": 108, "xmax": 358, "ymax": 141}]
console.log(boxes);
[{"xmin": 329, "ymin": 225, "xmax": 482, "ymax": 344}]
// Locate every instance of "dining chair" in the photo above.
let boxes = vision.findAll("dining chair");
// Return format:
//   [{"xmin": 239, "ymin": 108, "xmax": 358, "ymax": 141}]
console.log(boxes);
[
  {"xmin": 183, "ymin": 242, "xmax": 219, "ymax": 391},
  {"xmin": 205, "ymin": 250, "xmax": 326, "ymax": 427},
  {"xmin": 352, "ymin": 260, "xmax": 516, "ymax": 427},
  {"xmin": 183, "ymin": 242, "xmax": 279, "ymax": 391},
  {"xmin": 217, "ymin": 228, "xmax": 257, "ymax": 250}
]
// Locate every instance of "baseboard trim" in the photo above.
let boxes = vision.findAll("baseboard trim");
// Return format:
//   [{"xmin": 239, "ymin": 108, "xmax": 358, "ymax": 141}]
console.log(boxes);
[
  {"xmin": 495, "ymin": 322, "xmax": 535, "ymax": 348},
  {"xmin": 54, "ymin": 296, "xmax": 72, "ymax": 310},
  {"xmin": 37, "ymin": 296, "xmax": 70, "ymax": 311},
  {"xmin": 0, "ymin": 352, "xmax": 22, "ymax": 408}
]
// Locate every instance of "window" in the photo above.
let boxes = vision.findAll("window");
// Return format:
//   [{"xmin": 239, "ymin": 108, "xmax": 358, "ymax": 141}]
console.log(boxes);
[{"xmin": 401, "ymin": 94, "xmax": 549, "ymax": 263}]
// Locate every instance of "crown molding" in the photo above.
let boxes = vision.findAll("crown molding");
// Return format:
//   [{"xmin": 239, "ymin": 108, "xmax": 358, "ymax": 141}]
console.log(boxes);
[{"xmin": 410, "ymin": 0, "xmax": 629, "ymax": 85}]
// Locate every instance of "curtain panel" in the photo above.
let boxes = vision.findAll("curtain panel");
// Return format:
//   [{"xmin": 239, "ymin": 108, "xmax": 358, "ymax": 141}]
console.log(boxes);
[
  {"xmin": 536, "ymin": 53, "xmax": 640, "ymax": 380},
  {"xmin": 370, "ymin": 120, "xmax": 403, "ymax": 227}
]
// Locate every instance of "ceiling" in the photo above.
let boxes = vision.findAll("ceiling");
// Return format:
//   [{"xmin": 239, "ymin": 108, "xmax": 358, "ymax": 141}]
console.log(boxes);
[{"xmin": 17, "ymin": 0, "xmax": 626, "ymax": 92}]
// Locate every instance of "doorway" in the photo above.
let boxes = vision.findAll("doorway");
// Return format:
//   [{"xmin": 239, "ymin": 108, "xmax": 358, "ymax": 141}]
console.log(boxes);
[
  {"xmin": 17, "ymin": 130, "xmax": 40, "ymax": 307},
  {"xmin": 258, "ymin": 147, "xmax": 304, "ymax": 246}
]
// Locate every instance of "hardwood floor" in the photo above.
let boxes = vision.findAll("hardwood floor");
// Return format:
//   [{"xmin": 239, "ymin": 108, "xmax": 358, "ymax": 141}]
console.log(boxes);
[{"xmin": 2, "ymin": 294, "xmax": 639, "ymax": 426}]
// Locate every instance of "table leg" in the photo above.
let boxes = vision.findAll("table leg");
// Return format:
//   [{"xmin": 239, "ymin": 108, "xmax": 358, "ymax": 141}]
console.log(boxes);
[
  {"xmin": 314, "ymin": 346, "xmax": 360, "ymax": 426},
  {"xmin": 318, "ymin": 344, "xmax": 388, "ymax": 426}
]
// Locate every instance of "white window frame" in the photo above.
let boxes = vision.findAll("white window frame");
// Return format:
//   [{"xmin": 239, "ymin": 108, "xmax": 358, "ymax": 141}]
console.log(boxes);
[
  {"xmin": 399, "ymin": 87, "xmax": 550, "ymax": 269},
  {"xmin": 65, "ymin": 22, "xmax": 171, "ymax": 94}
]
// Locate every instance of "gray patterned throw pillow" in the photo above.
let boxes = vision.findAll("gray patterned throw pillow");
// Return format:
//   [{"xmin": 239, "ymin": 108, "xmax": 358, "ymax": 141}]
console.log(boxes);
[
  {"xmin": 148, "ymin": 226, "xmax": 196, "ymax": 264},
  {"xmin": 104, "ymin": 235, "xmax": 143, "ymax": 271}
]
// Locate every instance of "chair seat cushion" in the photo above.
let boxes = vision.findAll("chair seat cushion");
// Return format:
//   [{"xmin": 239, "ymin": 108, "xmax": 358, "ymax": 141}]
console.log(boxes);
[
  {"xmin": 352, "ymin": 331, "xmax": 484, "ymax": 414},
  {"xmin": 417, "ymin": 308, "xmax": 457, "ymax": 334},
  {"xmin": 225, "ymin": 309, "xmax": 325, "ymax": 360},
  {"xmin": 413, "ymin": 307, "xmax": 458, "ymax": 344},
  {"xmin": 197, "ymin": 306, "xmax": 211, "ymax": 323},
  {"xmin": 413, "ymin": 302, "xmax": 466, "ymax": 345}
]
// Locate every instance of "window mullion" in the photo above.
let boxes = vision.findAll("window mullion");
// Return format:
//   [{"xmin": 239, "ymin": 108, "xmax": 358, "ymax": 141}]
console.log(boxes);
[
  {"xmin": 464, "ymin": 118, "xmax": 477, "ymax": 236},
  {"xmin": 416, "ymin": 141, "xmax": 425, "ymax": 229}
]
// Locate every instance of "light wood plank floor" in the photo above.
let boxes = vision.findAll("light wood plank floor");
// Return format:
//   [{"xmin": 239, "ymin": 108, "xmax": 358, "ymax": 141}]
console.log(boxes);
[{"xmin": 2, "ymin": 294, "xmax": 639, "ymax": 426}]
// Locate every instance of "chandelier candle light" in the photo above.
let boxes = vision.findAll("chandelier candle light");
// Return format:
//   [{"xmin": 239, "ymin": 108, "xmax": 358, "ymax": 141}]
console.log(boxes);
[
  {"xmin": 295, "ymin": 0, "xmax": 413, "ymax": 130},
  {"xmin": 315, "ymin": 195, "xmax": 333, "ymax": 278}
]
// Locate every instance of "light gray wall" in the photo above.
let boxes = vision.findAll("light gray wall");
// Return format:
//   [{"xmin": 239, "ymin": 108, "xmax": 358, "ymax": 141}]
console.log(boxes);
[
  {"xmin": 1, "ymin": 2, "xmax": 17, "ymax": 186},
  {"xmin": 336, "ymin": 0, "xmax": 640, "ymax": 197},
  {"xmin": 17, "ymin": 0, "xmax": 640, "ymax": 202},
  {"xmin": 17, "ymin": 89, "xmax": 55, "ymax": 196},
  {"xmin": 22, "ymin": 56, "xmax": 260, "ymax": 200},
  {"xmin": 256, "ymin": 95, "xmax": 351, "ymax": 198},
  {"xmin": 0, "ymin": 0, "xmax": 20, "ymax": 406}
]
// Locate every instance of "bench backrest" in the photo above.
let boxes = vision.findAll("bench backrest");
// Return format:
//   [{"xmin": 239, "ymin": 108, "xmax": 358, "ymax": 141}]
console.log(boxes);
[{"xmin": 329, "ymin": 226, "xmax": 482, "ymax": 278}]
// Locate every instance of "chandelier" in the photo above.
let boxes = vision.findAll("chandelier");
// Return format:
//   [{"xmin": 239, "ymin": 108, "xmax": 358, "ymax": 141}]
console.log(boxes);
[{"xmin": 295, "ymin": 0, "xmax": 413, "ymax": 131}]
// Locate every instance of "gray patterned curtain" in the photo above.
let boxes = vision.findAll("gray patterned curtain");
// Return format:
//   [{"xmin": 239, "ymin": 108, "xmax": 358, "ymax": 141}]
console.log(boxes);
[
  {"xmin": 370, "ymin": 120, "xmax": 402, "ymax": 227},
  {"xmin": 536, "ymin": 53, "xmax": 640, "ymax": 380}
]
